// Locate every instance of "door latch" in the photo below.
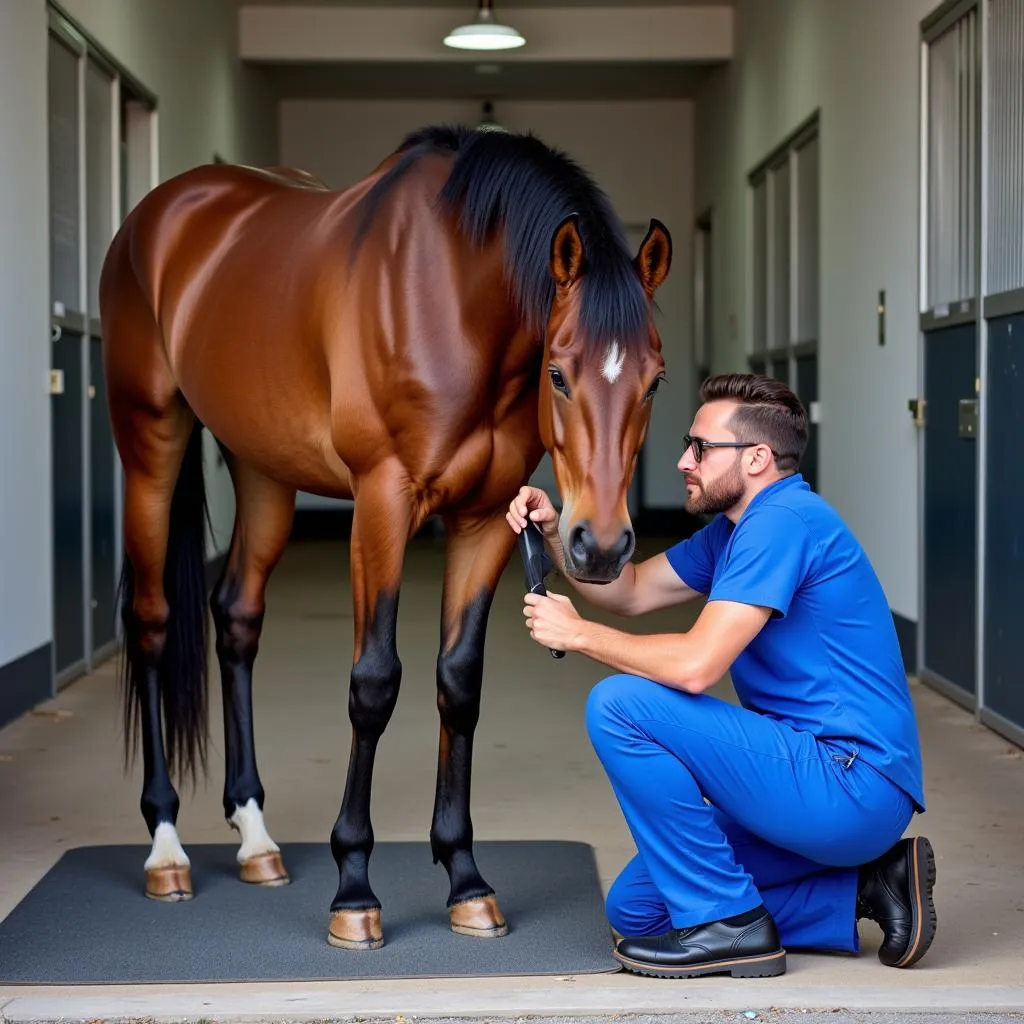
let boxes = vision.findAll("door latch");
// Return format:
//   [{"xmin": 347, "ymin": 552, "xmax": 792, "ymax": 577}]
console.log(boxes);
[
  {"xmin": 958, "ymin": 398, "xmax": 978, "ymax": 439},
  {"xmin": 49, "ymin": 369, "xmax": 65, "ymax": 395},
  {"xmin": 908, "ymin": 397, "xmax": 925, "ymax": 428}
]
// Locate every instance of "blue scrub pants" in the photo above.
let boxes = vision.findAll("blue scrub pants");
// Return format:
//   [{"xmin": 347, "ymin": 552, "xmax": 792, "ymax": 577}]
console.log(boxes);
[{"xmin": 586, "ymin": 674, "xmax": 916, "ymax": 953}]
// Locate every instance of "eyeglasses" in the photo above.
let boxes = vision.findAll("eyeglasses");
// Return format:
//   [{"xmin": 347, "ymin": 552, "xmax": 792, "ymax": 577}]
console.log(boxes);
[{"xmin": 682, "ymin": 434, "xmax": 758, "ymax": 463}]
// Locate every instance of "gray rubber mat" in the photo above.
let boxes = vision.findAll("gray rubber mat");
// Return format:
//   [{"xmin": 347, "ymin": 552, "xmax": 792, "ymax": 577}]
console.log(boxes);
[{"xmin": 0, "ymin": 840, "xmax": 618, "ymax": 983}]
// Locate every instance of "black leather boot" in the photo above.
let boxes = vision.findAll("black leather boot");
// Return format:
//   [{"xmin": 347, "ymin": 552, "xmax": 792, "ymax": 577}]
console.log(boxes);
[
  {"xmin": 857, "ymin": 835, "xmax": 937, "ymax": 968},
  {"xmin": 612, "ymin": 906, "xmax": 786, "ymax": 979}
]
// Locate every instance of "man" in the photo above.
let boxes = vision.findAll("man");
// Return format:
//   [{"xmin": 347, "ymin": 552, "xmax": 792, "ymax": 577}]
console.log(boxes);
[{"xmin": 506, "ymin": 372, "xmax": 935, "ymax": 980}]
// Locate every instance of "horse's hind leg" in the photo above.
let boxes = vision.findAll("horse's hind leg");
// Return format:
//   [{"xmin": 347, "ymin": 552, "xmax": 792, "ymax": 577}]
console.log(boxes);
[
  {"xmin": 431, "ymin": 509, "xmax": 518, "ymax": 937},
  {"xmin": 328, "ymin": 461, "xmax": 414, "ymax": 950},
  {"xmin": 115, "ymin": 397, "xmax": 208, "ymax": 902},
  {"xmin": 209, "ymin": 455, "xmax": 295, "ymax": 886}
]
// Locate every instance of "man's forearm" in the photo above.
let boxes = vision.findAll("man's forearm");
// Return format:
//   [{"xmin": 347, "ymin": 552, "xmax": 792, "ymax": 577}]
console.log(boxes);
[{"xmin": 570, "ymin": 620, "xmax": 714, "ymax": 693}]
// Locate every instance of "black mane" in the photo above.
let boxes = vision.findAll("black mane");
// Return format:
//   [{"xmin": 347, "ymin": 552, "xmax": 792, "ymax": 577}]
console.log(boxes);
[{"xmin": 351, "ymin": 124, "xmax": 650, "ymax": 346}]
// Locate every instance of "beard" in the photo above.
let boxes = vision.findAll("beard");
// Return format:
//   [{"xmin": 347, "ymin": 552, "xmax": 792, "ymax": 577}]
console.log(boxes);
[{"xmin": 684, "ymin": 459, "xmax": 745, "ymax": 516}]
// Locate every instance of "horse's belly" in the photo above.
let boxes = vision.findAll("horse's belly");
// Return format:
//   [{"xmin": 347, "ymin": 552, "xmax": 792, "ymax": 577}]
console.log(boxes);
[
  {"xmin": 174, "ymin": 339, "xmax": 355, "ymax": 498},
  {"xmin": 207, "ymin": 407, "xmax": 353, "ymax": 499}
]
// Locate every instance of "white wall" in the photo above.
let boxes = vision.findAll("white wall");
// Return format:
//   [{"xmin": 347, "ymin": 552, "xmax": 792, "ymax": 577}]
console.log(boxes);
[
  {"xmin": 695, "ymin": 0, "xmax": 937, "ymax": 623},
  {"xmin": 0, "ymin": 2, "xmax": 51, "ymax": 671},
  {"xmin": 0, "ymin": 0, "xmax": 277, "ymax": 696},
  {"xmin": 58, "ymin": 0, "xmax": 280, "ymax": 558},
  {"xmin": 280, "ymin": 98, "xmax": 694, "ymax": 512}
]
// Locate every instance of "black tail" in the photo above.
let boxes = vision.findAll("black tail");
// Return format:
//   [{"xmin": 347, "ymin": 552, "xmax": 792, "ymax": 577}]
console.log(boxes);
[{"xmin": 119, "ymin": 419, "xmax": 211, "ymax": 787}]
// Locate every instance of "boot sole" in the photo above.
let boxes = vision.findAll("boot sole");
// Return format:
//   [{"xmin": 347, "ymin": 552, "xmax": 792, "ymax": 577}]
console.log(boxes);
[
  {"xmin": 892, "ymin": 835, "xmax": 937, "ymax": 968},
  {"xmin": 612, "ymin": 947, "xmax": 786, "ymax": 979}
]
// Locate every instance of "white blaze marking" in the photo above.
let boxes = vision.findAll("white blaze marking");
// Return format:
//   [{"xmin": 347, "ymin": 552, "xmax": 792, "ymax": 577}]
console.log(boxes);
[
  {"xmin": 144, "ymin": 821, "xmax": 190, "ymax": 870},
  {"xmin": 230, "ymin": 797, "xmax": 280, "ymax": 864},
  {"xmin": 602, "ymin": 340, "xmax": 626, "ymax": 384}
]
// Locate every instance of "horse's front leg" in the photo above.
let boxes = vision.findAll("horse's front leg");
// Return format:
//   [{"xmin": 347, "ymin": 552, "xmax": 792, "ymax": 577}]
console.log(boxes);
[
  {"xmin": 431, "ymin": 509, "xmax": 519, "ymax": 938},
  {"xmin": 328, "ymin": 462, "xmax": 414, "ymax": 950}
]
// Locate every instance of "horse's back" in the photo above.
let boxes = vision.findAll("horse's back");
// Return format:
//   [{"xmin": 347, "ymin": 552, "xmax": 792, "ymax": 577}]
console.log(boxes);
[
  {"xmin": 100, "ymin": 162, "xmax": 360, "ymax": 490},
  {"xmin": 99, "ymin": 149, "xmax": 534, "ymax": 510}
]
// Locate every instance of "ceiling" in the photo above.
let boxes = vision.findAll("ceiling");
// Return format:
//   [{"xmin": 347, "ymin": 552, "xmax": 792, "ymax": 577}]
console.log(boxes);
[
  {"xmin": 241, "ymin": 1, "xmax": 731, "ymax": 7},
  {"xmin": 243, "ymin": 1, "xmax": 731, "ymax": 101},
  {"xmin": 265, "ymin": 59, "xmax": 718, "ymax": 101}
]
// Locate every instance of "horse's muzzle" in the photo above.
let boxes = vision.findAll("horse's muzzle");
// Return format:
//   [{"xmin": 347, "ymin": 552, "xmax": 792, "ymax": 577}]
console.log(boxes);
[{"xmin": 565, "ymin": 520, "xmax": 635, "ymax": 583}]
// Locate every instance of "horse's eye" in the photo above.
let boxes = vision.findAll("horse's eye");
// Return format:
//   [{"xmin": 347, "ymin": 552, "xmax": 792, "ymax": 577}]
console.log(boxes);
[
  {"xmin": 645, "ymin": 376, "xmax": 665, "ymax": 401},
  {"xmin": 549, "ymin": 368, "xmax": 570, "ymax": 396}
]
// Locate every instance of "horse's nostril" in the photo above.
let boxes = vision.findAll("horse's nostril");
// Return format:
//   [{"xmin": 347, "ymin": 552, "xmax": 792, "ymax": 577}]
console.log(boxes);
[
  {"xmin": 570, "ymin": 523, "xmax": 591, "ymax": 562},
  {"xmin": 569, "ymin": 522, "xmax": 633, "ymax": 566},
  {"xmin": 616, "ymin": 528, "xmax": 635, "ymax": 559}
]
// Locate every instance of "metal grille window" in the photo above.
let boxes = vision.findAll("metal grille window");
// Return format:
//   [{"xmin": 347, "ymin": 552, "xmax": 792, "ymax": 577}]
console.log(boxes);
[
  {"xmin": 770, "ymin": 159, "xmax": 791, "ymax": 350},
  {"xmin": 747, "ymin": 114, "xmax": 820, "ymax": 368},
  {"xmin": 48, "ymin": 32, "xmax": 81, "ymax": 316},
  {"xmin": 925, "ymin": 6, "xmax": 979, "ymax": 310},
  {"xmin": 986, "ymin": 0, "xmax": 1024, "ymax": 296},
  {"xmin": 794, "ymin": 134, "xmax": 819, "ymax": 344},
  {"xmin": 746, "ymin": 115, "xmax": 820, "ymax": 488}
]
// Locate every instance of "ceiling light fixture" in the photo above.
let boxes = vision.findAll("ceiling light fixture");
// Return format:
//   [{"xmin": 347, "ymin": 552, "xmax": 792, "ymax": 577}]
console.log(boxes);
[
  {"xmin": 478, "ymin": 101, "xmax": 506, "ymax": 132},
  {"xmin": 444, "ymin": 0, "xmax": 526, "ymax": 51}
]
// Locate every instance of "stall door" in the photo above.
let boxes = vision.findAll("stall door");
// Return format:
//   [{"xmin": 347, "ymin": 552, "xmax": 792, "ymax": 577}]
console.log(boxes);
[
  {"xmin": 48, "ymin": 29, "xmax": 87, "ymax": 682},
  {"xmin": 980, "ymin": 0, "xmax": 1024, "ymax": 741},
  {"xmin": 47, "ymin": 10, "xmax": 157, "ymax": 684},
  {"xmin": 85, "ymin": 58, "xmax": 118, "ymax": 658},
  {"xmin": 921, "ymin": 324, "xmax": 977, "ymax": 699},
  {"xmin": 918, "ymin": 1, "xmax": 979, "ymax": 704},
  {"xmin": 983, "ymin": 316, "xmax": 1024, "ymax": 733}
]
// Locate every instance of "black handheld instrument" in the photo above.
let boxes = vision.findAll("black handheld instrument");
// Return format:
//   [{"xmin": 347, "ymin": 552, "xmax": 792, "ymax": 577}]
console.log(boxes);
[{"xmin": 517, "ymin": 518, "xmax": 565, "ymax": 659}]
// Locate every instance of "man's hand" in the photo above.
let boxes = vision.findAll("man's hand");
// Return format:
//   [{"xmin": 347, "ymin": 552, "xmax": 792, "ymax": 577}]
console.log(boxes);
[
  {"xmin": 523, "ymin": 592, "xmax": 584, "ymax": 652},
  {"xmin": 506, "ymin": 485, "xmax": 559, "ymax": 541}
]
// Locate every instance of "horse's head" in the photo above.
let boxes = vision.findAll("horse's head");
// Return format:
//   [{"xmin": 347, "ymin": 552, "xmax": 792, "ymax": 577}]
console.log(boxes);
[{"xmin": 539, "ymin": 214, "xmax": 672, "ymax": 584}]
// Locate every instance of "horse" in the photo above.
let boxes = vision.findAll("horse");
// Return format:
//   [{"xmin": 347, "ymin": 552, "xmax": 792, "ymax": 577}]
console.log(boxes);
[{"xmin": 99, "ymin": 123, "xmax": 672, "ymax": 950}]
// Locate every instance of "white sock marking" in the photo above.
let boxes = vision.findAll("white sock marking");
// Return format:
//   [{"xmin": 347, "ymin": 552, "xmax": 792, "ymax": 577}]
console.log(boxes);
[
  {"xmin": 144, "ymin": 821, "xmax": 190, "ymax": 870},
  {"xmin": 602, "ymin": 340, "xmax": 626, "ymax": 384},
  {"xmin": 230, "ymin": 797, "xmax": 280, "ymax": 864}
]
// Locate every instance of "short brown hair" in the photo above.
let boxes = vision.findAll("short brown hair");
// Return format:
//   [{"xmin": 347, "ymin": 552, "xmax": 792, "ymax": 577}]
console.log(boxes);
[{"xmin": 699, "ymin": 373, "xmax": 808, "ymax": 473}]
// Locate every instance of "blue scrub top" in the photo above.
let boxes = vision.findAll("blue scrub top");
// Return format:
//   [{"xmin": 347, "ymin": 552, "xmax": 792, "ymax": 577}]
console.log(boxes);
[{"xmin": 665, "ymin": 473, "xmax": 926, "ymax": 813}]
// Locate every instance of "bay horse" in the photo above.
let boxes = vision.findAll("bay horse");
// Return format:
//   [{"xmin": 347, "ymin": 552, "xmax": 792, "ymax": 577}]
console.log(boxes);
[{"xmin": 99, "ymin": 124, "xmax": 672, "ymax": 949}]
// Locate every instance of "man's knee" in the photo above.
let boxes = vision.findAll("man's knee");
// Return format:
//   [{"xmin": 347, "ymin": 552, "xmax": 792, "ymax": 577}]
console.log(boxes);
[
  {"xmin": 605, "ymin": 870, "xmax": 670, "ymax": 938},
  {"xmin": 585, "ymin": 673, "xmax": 649, "ymax": 752},
  {"xmin": 604, "ymin": 876, "xmax": 634, "ymax": 937}
]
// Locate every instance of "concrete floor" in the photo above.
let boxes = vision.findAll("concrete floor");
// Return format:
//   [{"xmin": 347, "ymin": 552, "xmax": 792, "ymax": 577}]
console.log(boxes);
[{"xmin": 1, "ymin": 536, "xmax": 1023, "ymax": 1021}]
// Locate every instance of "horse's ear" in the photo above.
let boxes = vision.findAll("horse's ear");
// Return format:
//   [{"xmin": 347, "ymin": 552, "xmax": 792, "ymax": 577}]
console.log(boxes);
[
  {"xmin": 635, "ymin": 218, "xmax": 672, "ymax": 295},
  {"xmin": 550, "ymin": 214, "xmax": 585, "ymax": 288}
]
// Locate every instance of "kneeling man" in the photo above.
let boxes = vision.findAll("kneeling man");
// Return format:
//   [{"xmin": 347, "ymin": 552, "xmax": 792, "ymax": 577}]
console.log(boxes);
[{"xmin": 507, "ymin": 373, "xmax": 935, "ymax": 979}]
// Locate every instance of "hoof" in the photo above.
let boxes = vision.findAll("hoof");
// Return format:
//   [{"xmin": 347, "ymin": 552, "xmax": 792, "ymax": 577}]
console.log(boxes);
[
  {"xmin": 145, "ymin": 865, "xmax": 193, "ymax": 902},
  {"xmin": 239, "ymin": 850, "xmax": 290, "ymax": 886},
  {"xmin": 327, "ymin": 908, "xmax": 384, "ymax": 950},
  {"xmin": 450, "ymin": 894, "xmax": 508, "ymax": 938}
]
